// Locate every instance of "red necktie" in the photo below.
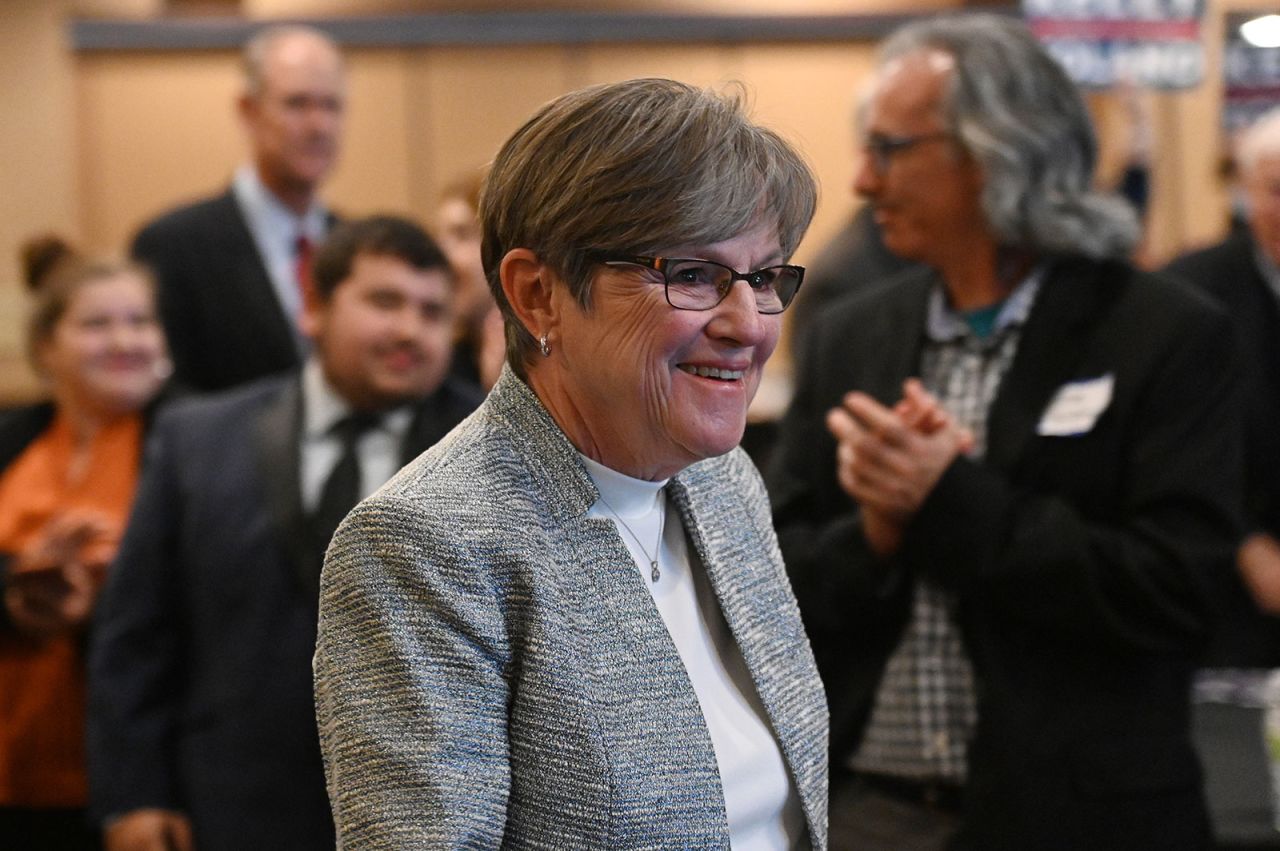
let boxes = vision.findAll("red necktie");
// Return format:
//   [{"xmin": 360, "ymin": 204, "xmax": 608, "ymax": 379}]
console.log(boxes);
[{"xmin": 295, "ymin": 235, "xmax": 314, "ymax": 312}]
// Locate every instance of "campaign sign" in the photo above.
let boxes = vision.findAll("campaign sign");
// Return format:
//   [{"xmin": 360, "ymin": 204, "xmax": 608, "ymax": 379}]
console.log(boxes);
[
  {"xmin": 1224, "ymin": 13, "xmax": 1280, "ymax": 133},
  {"xmin": 1023, "ymin": 0, "xmax": 1206, "ymax": 90}
]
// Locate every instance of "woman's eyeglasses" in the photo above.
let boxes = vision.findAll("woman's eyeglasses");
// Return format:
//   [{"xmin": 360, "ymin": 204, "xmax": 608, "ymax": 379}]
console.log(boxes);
[{"xmin": 595, "ymin": 255, "xmax": 805, "ymax": 314}]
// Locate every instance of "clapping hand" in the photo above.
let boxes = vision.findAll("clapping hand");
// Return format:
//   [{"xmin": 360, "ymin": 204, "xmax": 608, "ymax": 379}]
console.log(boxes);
[
  {"xmin": 826, "ymin": 379, "xmax": 973, "ymax": 555},
  {"xmin": 5, "ymin": 511, "xmax": 116, "ymax": 638}
]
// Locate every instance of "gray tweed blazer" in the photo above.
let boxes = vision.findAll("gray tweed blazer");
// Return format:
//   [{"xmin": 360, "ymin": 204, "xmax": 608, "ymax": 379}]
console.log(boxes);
[{"xmin": 314, "ymin": 368, "xmax": 828, "ymax": 849}]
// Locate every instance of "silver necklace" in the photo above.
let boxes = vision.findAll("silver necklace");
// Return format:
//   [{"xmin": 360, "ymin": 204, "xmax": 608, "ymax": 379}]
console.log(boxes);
[{"xmin": 598, "ymin": 491, "xmax": 665, "ymax": 583}]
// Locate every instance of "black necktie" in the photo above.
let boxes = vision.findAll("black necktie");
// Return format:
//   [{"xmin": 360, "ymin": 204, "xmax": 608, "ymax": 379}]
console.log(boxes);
[{"xmin": 310, "ymin": 412, "xmax": 380, "ymax": 566}]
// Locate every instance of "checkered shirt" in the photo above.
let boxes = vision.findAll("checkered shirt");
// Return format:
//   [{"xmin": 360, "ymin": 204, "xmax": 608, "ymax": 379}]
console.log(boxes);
[{"xmin": 850, "ymin": 271, "xmax": 1042, "ymax": 783}]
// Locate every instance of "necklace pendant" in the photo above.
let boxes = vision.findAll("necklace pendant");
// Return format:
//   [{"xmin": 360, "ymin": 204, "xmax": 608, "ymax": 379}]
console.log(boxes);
[{"xmin": 650, "ymin": 560, "xmax": 660, "ymax": 582}]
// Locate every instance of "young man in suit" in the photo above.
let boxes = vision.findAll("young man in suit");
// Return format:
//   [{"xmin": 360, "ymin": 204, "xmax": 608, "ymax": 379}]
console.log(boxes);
[
  {"xmin": 1164, "ymin": 108, "xmax": 1280, "ymax": 667},
  {"xmin": 769, "ymin": 15, "xmax": 1243, "ymax": 850},
  {"xmin": 131, "ymin": 25, "xmax": 345, "ymax": 393},
  {"xmin": 87, "ymin": 216, "xmax": 483, "ymax": 851}
]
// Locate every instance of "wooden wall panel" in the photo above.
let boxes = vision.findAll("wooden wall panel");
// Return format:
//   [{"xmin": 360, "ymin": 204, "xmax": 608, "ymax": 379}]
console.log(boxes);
[
  {"xmin": 324, "ymin": 47, "xmax": 415, "ymax": 218},
  {"xmin": 13, "ymin": 2, "xmax": 1246, "ymax": 411},
  {"xmin": 73, "ymin": 43, "xmax": 881, "ymax": 259},
  {"xmin": 77, "ymin": 51, "xmax": 242, "ymax": 252},
  {"xmin": 736, "ymin": 42, "xmax": 880, "ymax": 264},
  {"xmin": 1152, "ymin": 8, "xmax": 1229, "ymax": 261},
  {"xmin": 78, "ymin": 48, "xmax": 421, "ymax": 237},
  {"xmin": 0, "ymin": 0, "xmax": 78, "ymax": 402},
  {"xmin": 73, "ymin": 26, "xmax": 1226, "ymax": 272},
  {"xmin": 572, "ymin": 42, "xmax": 740, "ymax": 90},
  {"xmin": 406, "ymin": 45, "xmax": 571, "ymax": 220}
]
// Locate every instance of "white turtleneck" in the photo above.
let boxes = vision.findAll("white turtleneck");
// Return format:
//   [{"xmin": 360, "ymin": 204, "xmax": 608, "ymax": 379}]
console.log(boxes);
[{"xmin": 580, "ymin": 455, "xmax": 805, "ymax": 850}]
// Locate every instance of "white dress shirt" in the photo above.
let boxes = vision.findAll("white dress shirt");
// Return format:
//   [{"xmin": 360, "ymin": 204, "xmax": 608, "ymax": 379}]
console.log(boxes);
[
  {"xmin": 299, "ymin": 359, "xmax": 413, "ymax": 512},
  {"xmin": 232, "ymin": 164, "xmax": 330, "ymax": 350}
]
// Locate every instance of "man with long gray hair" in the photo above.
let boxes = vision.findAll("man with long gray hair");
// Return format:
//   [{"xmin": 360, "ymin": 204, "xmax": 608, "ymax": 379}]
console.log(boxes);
[{"xmin": 770, "ymin": 14, "xmax": 1242, "ymax": 849}]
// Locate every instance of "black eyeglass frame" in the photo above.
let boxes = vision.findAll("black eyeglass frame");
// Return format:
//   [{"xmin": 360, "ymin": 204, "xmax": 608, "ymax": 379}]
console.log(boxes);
[
  {"xmin": 592, "ymin": 254, "xmax": 806, "ymax": 315},
  {"xmin": 861, "ymin": 131, "xmax": 952, "ymax": 174}
]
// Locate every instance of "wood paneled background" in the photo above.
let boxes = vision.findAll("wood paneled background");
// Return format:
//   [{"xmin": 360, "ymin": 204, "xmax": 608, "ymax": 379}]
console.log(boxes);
[{"xmin": 0, "ymin": 0, "xmax": 1260, "ymax": 401}]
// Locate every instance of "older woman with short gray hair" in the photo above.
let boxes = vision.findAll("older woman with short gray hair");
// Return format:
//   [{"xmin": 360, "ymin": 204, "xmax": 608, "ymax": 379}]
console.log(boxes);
[{"xmin": 313, "ymin": 78, "xmax": 828, "ymax": 849}]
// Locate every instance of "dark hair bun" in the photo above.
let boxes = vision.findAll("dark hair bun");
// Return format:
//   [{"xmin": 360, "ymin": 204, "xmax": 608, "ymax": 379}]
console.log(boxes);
[{"xmin": 21, "ymin": 234, "xmax": 76, "ymax": 292}]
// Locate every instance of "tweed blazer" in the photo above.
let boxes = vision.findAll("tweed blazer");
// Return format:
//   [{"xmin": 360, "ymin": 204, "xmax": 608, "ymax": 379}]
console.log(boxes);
[{"xmin": 314, "ymin": 368, "xmax": 829, "ymax": 849}]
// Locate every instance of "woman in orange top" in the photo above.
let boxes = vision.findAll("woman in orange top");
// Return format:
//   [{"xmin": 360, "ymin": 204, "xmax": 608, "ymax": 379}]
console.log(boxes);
[{"xmin": 0, "ymin": 237, "xmax": 169, "ymax": 850}]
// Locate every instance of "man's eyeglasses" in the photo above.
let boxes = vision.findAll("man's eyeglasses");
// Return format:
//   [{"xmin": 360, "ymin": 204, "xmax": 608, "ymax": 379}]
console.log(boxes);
[
  {"xmin": 862, "ymin": 131, "xmax": 951, "ymax": 175},
  {"xmin": 594, "ymin": 255, "xmax": 805, "ymax": 315}
]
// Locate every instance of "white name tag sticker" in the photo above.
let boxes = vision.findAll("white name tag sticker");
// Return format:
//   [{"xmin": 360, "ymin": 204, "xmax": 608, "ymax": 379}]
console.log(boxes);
[{"xmin": 1037, "ymin": 374, "xmax": 1114, "ymax": 437}]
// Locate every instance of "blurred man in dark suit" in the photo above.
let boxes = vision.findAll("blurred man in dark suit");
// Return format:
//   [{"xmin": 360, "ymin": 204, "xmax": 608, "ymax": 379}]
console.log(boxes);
[
  {"xmin": 87, "ymin": 216, "xmax": 482, "ymax": 851},
  {"xmin": 1165, "ymin": 107, "xmax": 1280, "ymax": 666},
  {"xmin": 132, "ymin": 25, "xmax": 345, "ymax": 392}
]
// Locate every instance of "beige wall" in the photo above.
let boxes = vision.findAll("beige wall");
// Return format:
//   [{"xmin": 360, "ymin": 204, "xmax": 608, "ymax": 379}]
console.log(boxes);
[
  {"xmin": 0, "ymin": 3, "xmax": 1264, "ymax": 403},
  {"xmin": 73, "ymin": 40, "xmax": 877, "ymax": 261},
  {"xmin": 0, "ymin": 0, "xmax": 78, "ymax": 401},
  {"xmin": 67, "ymin": 21, "xmax": 1240, "ymax": 281},
  {"xmin": 68, "ymin": 38, "xmax": 881, "ymax": 399}
]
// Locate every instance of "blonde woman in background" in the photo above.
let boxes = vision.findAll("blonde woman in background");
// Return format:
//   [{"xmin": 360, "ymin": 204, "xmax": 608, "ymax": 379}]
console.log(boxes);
[{"xmin": 0, "ymin": 238, "xmax": 170, "ymax": 850}]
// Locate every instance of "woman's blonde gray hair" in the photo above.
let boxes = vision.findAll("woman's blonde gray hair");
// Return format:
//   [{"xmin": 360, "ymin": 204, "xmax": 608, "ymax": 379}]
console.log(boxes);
[{"xmin": 480, "ymin": 77, "xmax": 818, "ymax": 377}]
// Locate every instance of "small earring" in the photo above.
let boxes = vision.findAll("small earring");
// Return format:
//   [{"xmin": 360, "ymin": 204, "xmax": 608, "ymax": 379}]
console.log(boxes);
[{"xmin": 539, "ymin": 334, "xmax": 551, "ymax": 357}]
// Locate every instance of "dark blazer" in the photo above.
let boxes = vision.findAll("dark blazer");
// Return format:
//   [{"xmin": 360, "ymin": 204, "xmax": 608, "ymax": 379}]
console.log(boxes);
[
  {"xmin": 131, "ymin": 189, "xmax": 335, "ymax": 393},
  {"xmin": 0, "ymin": 402, "xmax": 55, "ymax": 473},
  {"xmin": 0, "ymin": 404, "xmax": 58, "ymax": 633},
  {"xmin": 86, "ymin": 372, "xmax": 481, "ymax": 851},
  {"xmin": 769, "ymin": 257, "xmax": 1244, "ymax": 850},
  {"xmin": 1164, "ymin": 232, "xmax": 1280, "ymax": 667},
  {"xmin": 1164, "ymin": 234, "xmax": 1280, "ymax": 529}
]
